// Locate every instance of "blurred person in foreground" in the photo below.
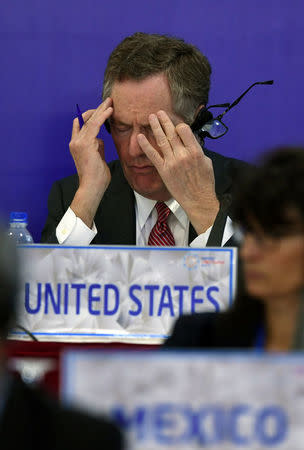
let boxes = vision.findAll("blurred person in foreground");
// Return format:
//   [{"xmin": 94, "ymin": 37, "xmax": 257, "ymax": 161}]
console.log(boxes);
[
  {"xmin": 0, "ymin": 233, "xmax": 123, "ymax": 449},
  {"xmin": 165, "ymin": 147, "xmax": 304, "ymax": 351}
]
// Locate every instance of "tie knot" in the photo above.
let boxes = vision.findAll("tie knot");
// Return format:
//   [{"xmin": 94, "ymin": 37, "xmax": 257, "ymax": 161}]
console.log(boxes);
[
  {"xmin": 148, "ymin": 201, "xmax": 175, "ymax": 246},
  {"xmin": 155, "ymin": 202, "xmax": 171, "ymax": 223}
]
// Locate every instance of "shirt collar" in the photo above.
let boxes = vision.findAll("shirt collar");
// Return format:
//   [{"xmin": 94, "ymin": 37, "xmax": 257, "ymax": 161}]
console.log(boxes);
[{"xmin": 134, "ymin": 191, "xmax": 188, "ymax": 230}]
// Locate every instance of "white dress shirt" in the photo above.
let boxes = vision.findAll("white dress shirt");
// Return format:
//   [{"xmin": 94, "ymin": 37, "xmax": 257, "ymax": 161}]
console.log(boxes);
[{"xmin": 56, "ymin": 193, "xmax": 234, "ymax": 247}]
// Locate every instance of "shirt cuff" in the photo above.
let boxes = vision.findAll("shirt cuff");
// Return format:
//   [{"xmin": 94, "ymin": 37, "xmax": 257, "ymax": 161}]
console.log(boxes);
[
  {"xmin": 189, "ymin": 217, "xmax": 234, "ymax": 247},
  {"xmin": 56, "ymin": 207, "xmax": 97, "ymax": 245},
  {"xmin": 189, "ymin": 226, "xmax": 212, "ymax": 247}
]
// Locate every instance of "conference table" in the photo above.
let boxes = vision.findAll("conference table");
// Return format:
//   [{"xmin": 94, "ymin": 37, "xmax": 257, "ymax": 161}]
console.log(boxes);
[{"xmin": 8, "ymin": 244, "xmax": 236, "ymax": 395}]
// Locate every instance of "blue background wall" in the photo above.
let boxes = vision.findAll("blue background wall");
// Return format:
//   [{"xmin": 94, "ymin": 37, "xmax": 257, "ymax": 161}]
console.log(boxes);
[{"xmin": 1, "ymin": 0, "xmax": 303, "ymax": 241}]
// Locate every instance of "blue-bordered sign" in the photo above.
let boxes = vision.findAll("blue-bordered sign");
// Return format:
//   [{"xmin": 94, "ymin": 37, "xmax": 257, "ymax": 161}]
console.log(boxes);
[
  {"xmin": 62, "ymin": 350, "xmax": 304, "ymax": 449},
  {"xmin": 11, "ymin": 244, "xmax": 236, "ymax": 343}
]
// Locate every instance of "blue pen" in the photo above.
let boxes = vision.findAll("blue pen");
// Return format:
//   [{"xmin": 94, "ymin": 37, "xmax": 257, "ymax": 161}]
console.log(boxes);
[{"xmin": 76, "ymin": 104, "xmax": 84, "ymax": 128}]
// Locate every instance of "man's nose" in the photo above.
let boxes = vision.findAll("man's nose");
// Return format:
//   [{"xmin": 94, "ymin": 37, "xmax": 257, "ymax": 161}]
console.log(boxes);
[{"xmin": 128, "ymin": 131, "xmax": 146, "ymax": 158}]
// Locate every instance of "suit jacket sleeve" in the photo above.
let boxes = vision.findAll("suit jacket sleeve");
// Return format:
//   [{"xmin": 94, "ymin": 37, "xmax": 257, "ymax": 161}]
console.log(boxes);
[
  {"xmin": 40, "ymin": 161, "xmax": 135, "ymax": 245},
  {"xmin": 40, "ymin": 175, "xmax": 79, "ymax": 243}
]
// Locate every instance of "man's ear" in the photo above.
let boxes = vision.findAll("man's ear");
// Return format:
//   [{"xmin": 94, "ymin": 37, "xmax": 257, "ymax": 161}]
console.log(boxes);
[{"xmin": 195, "ymin": 104, "xmax": 205, "ymax": 117}]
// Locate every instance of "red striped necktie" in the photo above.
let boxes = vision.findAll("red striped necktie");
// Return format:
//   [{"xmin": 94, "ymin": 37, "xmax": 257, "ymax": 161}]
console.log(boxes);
[{"xmin": 148, "ymin": 201, "xmax": 175, "ymax": 246}]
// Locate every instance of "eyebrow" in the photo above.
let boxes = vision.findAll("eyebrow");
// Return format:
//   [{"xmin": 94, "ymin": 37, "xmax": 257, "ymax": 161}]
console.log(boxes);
[
  {"xmin": 110, "ymin": 118, "xmax": 151, "ymax": 128},
  {"xmin": 109, "ymin": 118, "xmax": 130, "ymax": 126}
]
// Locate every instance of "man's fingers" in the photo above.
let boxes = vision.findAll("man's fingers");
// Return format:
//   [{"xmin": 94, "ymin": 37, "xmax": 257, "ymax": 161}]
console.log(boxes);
[
  {"xmin": 149, "ymin": 113, "xmax": 172, "ymax": 157},
  {"xmin": 176, "ymin": 122, "xmax": 201, "ymax": 153},
  {"xmin": 71, "ymin": 116, "xmax": 80, "ymax": 139},
  {"xmin": 82, "ymin": 109, "xmax": 96, "ymax": 121},
  {"xmin": 156, "ymin": 110, "xmax": 182, "ymax": 149},
  {"xmin": 81, "ymin": 105, "xmax": 113, "ymax": 139},
  {"xmin": 137, "ymin": 134, "xmax": 163, "ymax": 168},
  {"xmin": 81, "ymin": 98, "xmax": 113, "ymax": 137},
  {"xmin": 71, "ymin": 98, "xmax": 113, "ymax": 139},
  {"xmin": 72, "ymin": 109, "xmax": 100, "ymax": 139}
]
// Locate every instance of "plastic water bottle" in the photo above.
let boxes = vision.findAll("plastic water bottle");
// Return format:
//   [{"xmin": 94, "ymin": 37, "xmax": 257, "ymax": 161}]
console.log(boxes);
[{"xmin": 7, "ymin": 212, "xmax": 34, "ymax": 244}]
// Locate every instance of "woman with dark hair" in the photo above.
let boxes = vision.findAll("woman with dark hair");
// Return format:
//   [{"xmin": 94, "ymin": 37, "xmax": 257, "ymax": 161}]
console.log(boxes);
[{"xmin": 165, "ymin": 147, "xmax": 304, "ymax": 351}]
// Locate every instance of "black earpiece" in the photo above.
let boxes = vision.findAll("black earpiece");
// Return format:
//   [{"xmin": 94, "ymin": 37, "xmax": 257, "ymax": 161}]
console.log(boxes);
[{"xmin": 190, "ymin": 107, "xmax": 213, "ymax": 134}]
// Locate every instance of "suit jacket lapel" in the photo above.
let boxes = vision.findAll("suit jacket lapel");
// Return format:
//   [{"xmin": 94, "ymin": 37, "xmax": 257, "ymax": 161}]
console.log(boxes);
[{"xmin": 188, "ymin": 223, "xmax": 197, "ymax": 244}]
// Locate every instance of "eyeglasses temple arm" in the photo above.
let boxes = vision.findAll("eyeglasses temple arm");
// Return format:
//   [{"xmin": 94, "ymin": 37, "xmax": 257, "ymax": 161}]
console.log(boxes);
[{"xmin": 217, "ymin": 80, "xmax": 274, "ymax": 120}]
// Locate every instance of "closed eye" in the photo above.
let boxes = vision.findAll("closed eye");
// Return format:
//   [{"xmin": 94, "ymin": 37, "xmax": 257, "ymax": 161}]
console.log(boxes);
[
  {"xmin": 116, "ymin": 127, "xmax": 130, "ymax": 132},
  {"xmin": 112, "ymin": 124, "xmax": 132, "ymax": 133}
]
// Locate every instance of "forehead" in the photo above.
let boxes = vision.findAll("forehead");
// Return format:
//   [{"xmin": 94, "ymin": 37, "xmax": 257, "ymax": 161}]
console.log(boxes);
[{"xmin": 110, "ymin": 74, "xmax": 175, "ymax": 123}]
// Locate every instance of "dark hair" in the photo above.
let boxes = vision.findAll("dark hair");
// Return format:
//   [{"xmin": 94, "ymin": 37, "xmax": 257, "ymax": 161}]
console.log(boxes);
[
  {"xmin": 0, "ymin": 231, "xmax": 18, "ymax": 338},
  {"xmin": 234, "ymin": 147, "xmax": 304, "ymax": 235},
  {"xmin": 215, "ymin": 147, "xmax": 304, "ymax": 346},
  {"xmin": 103, "ymin": 32, "xmax": 212, "ymax": 124}
]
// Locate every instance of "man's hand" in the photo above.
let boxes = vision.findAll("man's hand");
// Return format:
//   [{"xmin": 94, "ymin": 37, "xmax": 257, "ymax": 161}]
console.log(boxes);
[
  {"xmin": 137, "ymin": 110, "xmax": 220, "ymax": 235},
  {"xmin": 69, "ymin": 98, "xmax": 113, "ymax": 228}
]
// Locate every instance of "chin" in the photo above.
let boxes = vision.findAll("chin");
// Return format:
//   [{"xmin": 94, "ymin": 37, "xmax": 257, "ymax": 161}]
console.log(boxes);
[
  {"xmin": 130, "ymin": 176, "xmax": 169, "ymax": 200},
  {"xmin": 134, "ymin": 186, "xmax": 170, "ymax": 201}
]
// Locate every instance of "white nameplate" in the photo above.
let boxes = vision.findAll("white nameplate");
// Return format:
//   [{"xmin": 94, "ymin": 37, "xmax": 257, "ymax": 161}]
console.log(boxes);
[
  {"xmin": 62, "ymin": 351, "xmax": 304, "ymax": 449},
  {"xmin": 11, "ymin": 244, "xmax": 236, "ymax": 343}
]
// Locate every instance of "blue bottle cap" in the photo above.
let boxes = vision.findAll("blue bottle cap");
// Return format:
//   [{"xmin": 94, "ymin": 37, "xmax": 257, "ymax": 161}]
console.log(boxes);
[{"xmin": 9, "ymin": 212, "xmax": 28, "ymax": 223}]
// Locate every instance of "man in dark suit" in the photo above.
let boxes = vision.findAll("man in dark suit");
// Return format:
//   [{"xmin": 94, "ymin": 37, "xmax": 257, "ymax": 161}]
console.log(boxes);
[
  {"xmin": 41, "ymin": 32, "xmax": 247, "ymax": 247},
  {"xmin": 0, "ymin": 232, "xmax": 123, "ymax": 450}
]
